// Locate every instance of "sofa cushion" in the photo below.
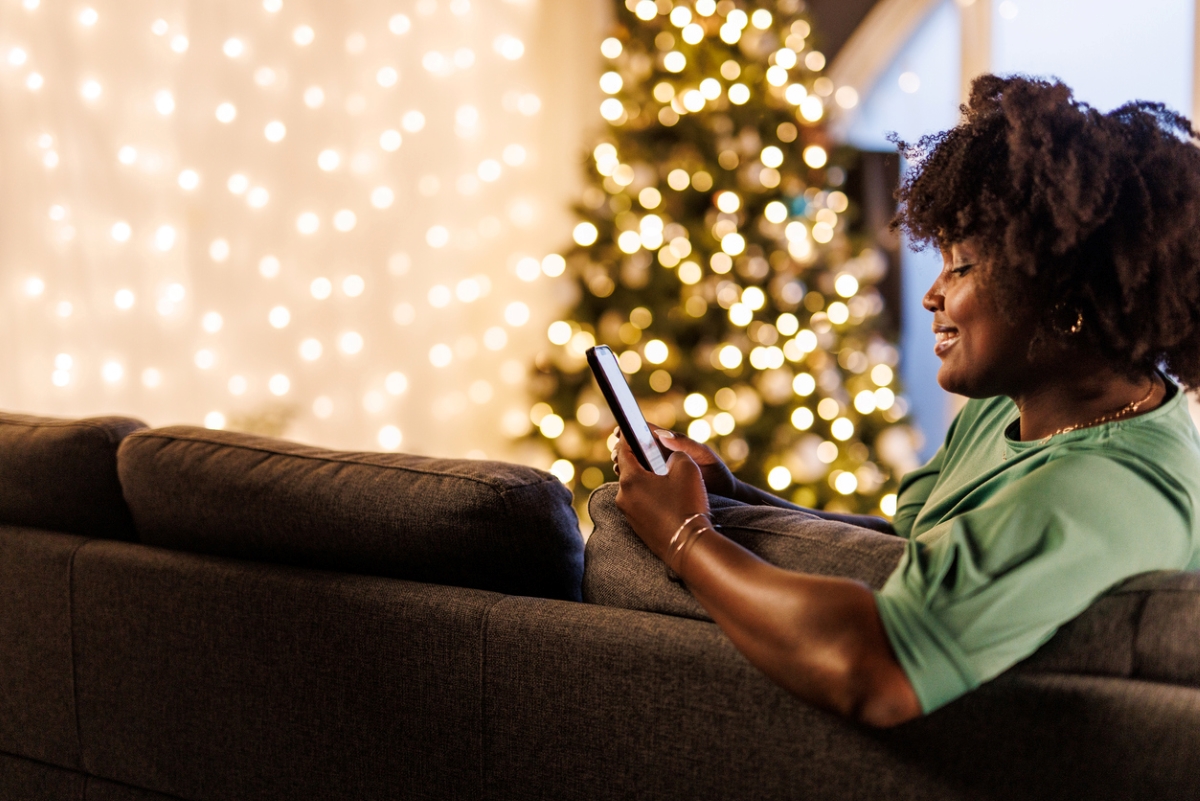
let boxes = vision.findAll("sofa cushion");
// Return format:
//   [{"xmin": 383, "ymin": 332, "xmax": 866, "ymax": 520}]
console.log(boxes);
[
  {"xmin": 1019, "ymin": 570, "xmax": 1200, "ymax": 689},
  {"xmin": 72, "ymin": 539, "xmax": 503, "ymax": 801},
  {"xmin": 584, "ymin": 482, "xmax": 905, "ymax": 620},
  {"xmin": 0, "ymin": 412, "xmax": 146, "ymax": 539},
  {"xmin": 117, "ymin": 426, "xmax": 583, "ymax": 600},
  {"xmin": 0, "ymin": 525, "xmax": 90, "ymax": 770},
  {"xmin": 586, "ymin": 483, "xmax": 1200, "ymax": 690}
]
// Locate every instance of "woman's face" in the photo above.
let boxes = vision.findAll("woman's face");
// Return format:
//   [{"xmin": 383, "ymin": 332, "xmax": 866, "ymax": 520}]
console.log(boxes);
[{"xmin": 922, "ymin": 242, "xmax": 1034, "ymax": 397}]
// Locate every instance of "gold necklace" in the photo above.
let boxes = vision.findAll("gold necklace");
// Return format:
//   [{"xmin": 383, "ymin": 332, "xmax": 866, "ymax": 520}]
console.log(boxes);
[{"xmin": 1041, "ymin": 376, "xmax": 1159, "ymax": 441}]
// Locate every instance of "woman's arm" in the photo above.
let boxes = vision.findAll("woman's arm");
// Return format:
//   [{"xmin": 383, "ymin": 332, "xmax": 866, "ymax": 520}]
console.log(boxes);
[
  {"xmin": 613, "ymin": 434, "xmax": 922, "ymax": 727},
  {"xmin": 650, "ymin": 428, "xmax": 894, "ymax": 534}
]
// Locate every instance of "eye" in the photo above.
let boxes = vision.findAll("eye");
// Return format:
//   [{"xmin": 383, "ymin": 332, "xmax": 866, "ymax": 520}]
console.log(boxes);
[{"xmin": 950, "ymin": 263, "xmax": 975, "ymax": 276}]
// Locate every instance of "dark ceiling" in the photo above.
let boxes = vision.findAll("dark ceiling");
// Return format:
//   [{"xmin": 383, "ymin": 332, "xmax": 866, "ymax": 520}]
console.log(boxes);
[{"xmin": 806, "ymin": 0, "xmax": 883, "ymax": 60}]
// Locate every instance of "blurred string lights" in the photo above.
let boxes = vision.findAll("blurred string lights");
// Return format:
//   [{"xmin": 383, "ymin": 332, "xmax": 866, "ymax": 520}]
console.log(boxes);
[{"xmin": 2, "ymin": 0, "xmax": 584, "ymax": 458}]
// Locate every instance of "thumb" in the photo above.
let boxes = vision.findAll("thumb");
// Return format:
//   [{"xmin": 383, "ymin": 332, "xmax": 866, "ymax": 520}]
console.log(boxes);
[
  {"xmin": 655, "ymin": 429, "xmax": 687, "ymax": 452},
  {"xmin": 664, "ymin": 448, "xmax": 697, "ymax": 471}
]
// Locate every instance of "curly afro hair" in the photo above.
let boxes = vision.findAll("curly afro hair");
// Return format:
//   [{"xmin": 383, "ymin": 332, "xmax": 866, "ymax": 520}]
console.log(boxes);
[{"xmin": 892, "ymin": 74, "xmax": 1200, "ymax": 389}]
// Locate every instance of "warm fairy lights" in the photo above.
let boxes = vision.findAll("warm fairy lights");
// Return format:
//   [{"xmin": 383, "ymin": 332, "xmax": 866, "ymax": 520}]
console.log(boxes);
[{"xmin": 3, "ymin": 0, "xmax": 577, "ymax": 459}]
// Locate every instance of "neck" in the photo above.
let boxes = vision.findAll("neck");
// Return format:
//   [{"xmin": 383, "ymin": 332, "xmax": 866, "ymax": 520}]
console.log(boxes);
[{"xmin": 1011, "ymin": 365, "xmax": 1162, "ymax": 441}]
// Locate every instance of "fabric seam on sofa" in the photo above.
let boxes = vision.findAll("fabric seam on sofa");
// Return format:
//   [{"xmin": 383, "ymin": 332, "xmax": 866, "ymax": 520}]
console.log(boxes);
[
  {"xmin": 67, "ymin": 538, "xmax": 93, "ymax": 775},
  {"xmin": 478, "ymin": 596, "xmax": 505, "ymax": 801},
  {"xmin": 1, "ymin": 417, "xmax": 128, "ymax": 446},
  {"xmin": 125, "ymin": 430, "xmax": 553, "ymax": 492}
]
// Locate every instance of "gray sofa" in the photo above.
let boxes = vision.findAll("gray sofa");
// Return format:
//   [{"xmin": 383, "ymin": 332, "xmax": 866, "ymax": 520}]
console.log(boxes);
[{"xmin": 2, "ymin": 411, "xmax": 1199, "ymax": 801}]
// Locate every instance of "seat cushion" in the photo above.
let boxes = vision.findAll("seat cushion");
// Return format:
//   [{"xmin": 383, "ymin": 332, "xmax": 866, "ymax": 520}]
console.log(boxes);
[
  {"xmin": 0, "ymin": 412, "xmax": 146, "ymax": 540},
  {"xmin": 584, "ymin": 483, "xmax": 905, "ymax": 620},
  {"xmin": 117, "ymin": 426, "xmax": 583, "ymax": 600}
]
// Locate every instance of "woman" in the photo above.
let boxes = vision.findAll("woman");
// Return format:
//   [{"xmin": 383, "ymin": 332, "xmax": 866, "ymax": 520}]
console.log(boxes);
[{"xmin": 611, "ymin": 75, "xmax": 1200, "ymax": 727}]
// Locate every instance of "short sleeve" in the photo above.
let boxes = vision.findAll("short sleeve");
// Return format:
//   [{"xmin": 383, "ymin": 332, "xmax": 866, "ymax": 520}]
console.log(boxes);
[
  {"xmin": 875, "ymin": 453, "xmax": 1194, "ymax": 713},
  {"xmin": 893, "ymin": 445, "xmax": 945, "ymax": 540}
]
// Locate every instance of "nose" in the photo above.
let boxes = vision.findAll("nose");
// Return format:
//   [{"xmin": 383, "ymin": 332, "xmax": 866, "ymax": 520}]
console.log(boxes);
[{"xmin": 923, "ymin": 271, "xmax": 944, "ymax": 314}]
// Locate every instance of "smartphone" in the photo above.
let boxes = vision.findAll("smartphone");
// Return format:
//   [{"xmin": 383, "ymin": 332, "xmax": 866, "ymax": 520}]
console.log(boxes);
[{"xmin": 586, "ymin": 345, "xmax": 669, "ymax": 476}]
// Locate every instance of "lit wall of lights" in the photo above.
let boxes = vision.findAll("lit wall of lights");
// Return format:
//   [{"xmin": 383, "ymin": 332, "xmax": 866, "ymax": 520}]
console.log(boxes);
[{"xmin": 0, "ymin": 0, "xmax": 602, "ymax": 459}]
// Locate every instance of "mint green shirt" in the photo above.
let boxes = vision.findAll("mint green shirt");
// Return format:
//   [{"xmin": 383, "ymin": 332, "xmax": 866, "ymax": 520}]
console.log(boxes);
[{"xmin": 875, "ymin": 383, "xmax": 1200, "ymax": 713}]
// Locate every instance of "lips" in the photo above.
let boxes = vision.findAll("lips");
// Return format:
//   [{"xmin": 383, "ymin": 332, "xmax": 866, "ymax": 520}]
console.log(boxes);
[{"xmin": 933, "ymin": 325, "xmax": 959, "ymax": 356}]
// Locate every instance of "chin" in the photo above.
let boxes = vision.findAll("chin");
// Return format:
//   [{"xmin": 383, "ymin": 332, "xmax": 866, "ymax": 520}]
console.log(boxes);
[{"xmin": 936, "ymin": 366, "xmax": 981, "ymax": 398}]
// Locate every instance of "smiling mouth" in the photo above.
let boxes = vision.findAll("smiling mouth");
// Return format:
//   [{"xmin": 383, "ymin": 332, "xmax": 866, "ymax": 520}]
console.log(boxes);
[{"xmin": 933, "ymin": 326, "xmax": 960, "ymax": 355}]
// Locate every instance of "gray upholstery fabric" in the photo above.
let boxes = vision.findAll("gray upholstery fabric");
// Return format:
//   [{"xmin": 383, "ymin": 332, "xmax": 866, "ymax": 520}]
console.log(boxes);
[
  {"xmin": 587, "ymin": 484, "xmax": 1200, "ymax": 689},
  {"xmin": 118, "ymin": 425, "xmax": 583, "ymax": 600},
  {"xmin": 584, "ymin": 483, "xmax": 905, "ymax": 620},
  {"xmin": 0, "ymin": 752, "xmax": 86, "ymax": 801},
  {"xmin": 1021, "ymin": 569, "xmax": 1200, "ymax": 688},
  {"xmin": 484, "ymin": 596, "xmax": 1200, "ymax": 801},
  {"xmin": 86, "ymin": 777, "xmax": 186, "ymax": 800},
  {"xmin": 72, "ymin": 539, "xmax": 503, "ymax": 801},
  {"xmin": 0, "ymin": 525, "xmax": 87, "ymax": 770},
  {"xmin": 0, "ymin": 411, "xmax": 145, "ymax": 540}
]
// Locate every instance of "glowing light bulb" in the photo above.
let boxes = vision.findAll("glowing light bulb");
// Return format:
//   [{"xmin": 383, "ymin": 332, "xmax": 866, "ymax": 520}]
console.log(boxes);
[
  {"xmin": 170, "ymin": 35, "xmax": 188, "ymax": 53},
  {"xmin": 310, "ymin": 277, "xmax": 332, "ymax": 299},
  {"xmin": 264, "ymin": 121, "xmax": 286, "ymax": 142},
  {"xmin": 101, "ymin": 361, "xmax": 124, "ymax": 383},
  {"xmin": 268, "ymin": 374, "xmax": 290, "ymax": 396},
  {"xmin": 402, "ymin": 111, "xmax": 426, "ymax": 132},
  {"xmin": 303, "ymin": 86, "xmax": 324, "ymax": 108},
  {"xmin": 194, "ymin": 350, "xmax": 215, "ymax": 369},
  {"xmin": 429, "ymin": 343, "xmax": 452, "ymax": 367},
  {"xmin": 204, "ymin": 412, "xmax": 226, "ymax": 430},
  {"xmin": 378, "ymin": 426, "xmax": 403, "ymax": 450},
  {"xmin": 339, "ymin": 331, "xmax": 363, "ymax": 355},
  {"xmin": 177, "ymin": 169, "xmax": 199, "ymax": 190},
  {"xmin": 80, "ymin": 80, "xmax": 102, "ymax": 101},
  {"xmin": 268, "ymin": 306, "xmax": 290, "ymax": 328},
  {"xmin": 600, "ymin": 37, "xmax": 622, "ymax": 58},
  {"xmin": 154, "ymin": 225, "xmax": 176, "ymax": 251},
  {"xmin": 389, "ymin": 14, "xmax": 411, "ymax": 34},
  {"xmin": 223, "ymin": 38, "xmax": 244, "ymax": 58},
  {"xmin": 198, "ymin": 238, "xmax": 225, "ymax": 263},
  {"xmin": 201, "ymin": 312, "xmax": 223, "ymax": 333},
  {"xmin": 379, "ymin": 129, "xmax": 402, "ymax": 151},
  {"xmin": 377, "ymin": 66, "xmax": 398, "ymax": 87},
  {"xmin": 26, "ymin": 73, "xmax": 43, "ymax": 91},
  {"xmin": 385, "ymin": 372, "xmax": 408, "ymax": 395},
  {"xmin": 215, "ymin": 102, "xmax": 237, "ymax": 123},
  {"xmin": 154, "ymin": 90, "xmax": 175, "ymax": 115},
  {"xmin": 292, "ymin": 25, "xmax": 314, "ymax": 46},
  {"xmin": 78, "ymin": 8, "xmax": 98, "ymax": 26},
  {"xmin": 494, "ymin": 35, "xmax": 524, "ymax": 60},
  {"xmin": 246, "ymin": 187, "xmax": 269, "ymax": 208},
  {"xmin": 504, "ymin": 301, "xmax": 530, "ymax": 327},
  {"xmin": 227, "ymin": 174, "xmax": 249, "ymax": 195},
  {"xmin": 296, "ymin": 212, "xmax": 319, "ymax": 235},
  {"xmin": 503, "ymin": 144, "xmax": 526, "ymax": 166},
  {"xmin": 426, "ymin": 225, "xmax": 449, "ymax": 248},
  {"xmin": 299, "ymin": 338, "xmax": 322, "ymax": 360},
  {"xmin": 317, "ymin": 149, "xmax": 340, "ymax": 171},
  {"xmin": 110, "ymin": 221, "xmax": 131, "ymax": 242}
]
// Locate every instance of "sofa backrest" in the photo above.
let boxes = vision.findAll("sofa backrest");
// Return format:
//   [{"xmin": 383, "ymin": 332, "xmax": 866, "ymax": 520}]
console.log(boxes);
[
  {"xmin": 0, "ymin": 412, "xmax": 146, "ymax": 540},
  {"xmin": 117, "ymin": 426, "xmax": 584, "ymax": 600}
]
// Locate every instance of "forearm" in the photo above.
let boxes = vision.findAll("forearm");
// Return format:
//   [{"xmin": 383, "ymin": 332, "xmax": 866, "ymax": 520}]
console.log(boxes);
[
  {"xmin": 731, "ymin": 479, "xmax": 895, "ymax": 534},
  {"xmin": 670, "ymin": 525, "xmax": 920, "ymax": 726}
]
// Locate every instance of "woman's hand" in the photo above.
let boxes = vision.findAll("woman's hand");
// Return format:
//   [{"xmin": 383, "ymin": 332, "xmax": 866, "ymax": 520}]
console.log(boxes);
[
  {"xmin": 612, "ymin": 429, "xmax": 710, "ymax": 561},
  {"xmin": 612, "ymin": 425, "xmax": 740, "ymax": 499}
]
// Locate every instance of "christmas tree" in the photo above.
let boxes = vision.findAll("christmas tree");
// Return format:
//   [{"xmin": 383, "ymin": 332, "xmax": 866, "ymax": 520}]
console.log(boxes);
[{"xmin": 526, "ymin": 0, "xmax": 916, "ymax": 518}]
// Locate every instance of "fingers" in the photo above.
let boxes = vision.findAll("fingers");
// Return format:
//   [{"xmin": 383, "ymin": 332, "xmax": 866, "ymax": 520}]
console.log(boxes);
[{"xmin": 614, "ymin": 433, "xmax": 646, "ymax": 479}]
